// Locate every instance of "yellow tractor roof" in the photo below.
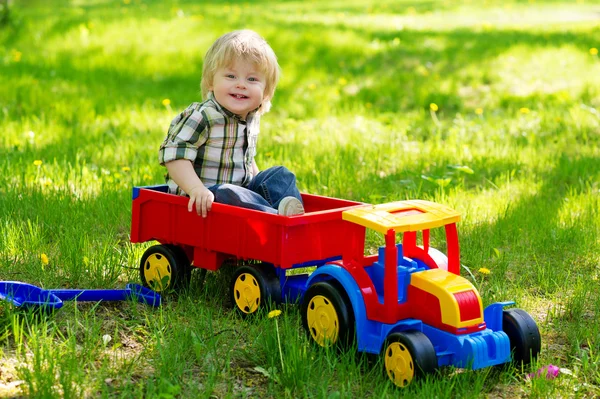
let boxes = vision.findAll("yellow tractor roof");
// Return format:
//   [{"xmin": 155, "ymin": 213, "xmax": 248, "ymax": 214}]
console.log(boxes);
[{"xmin": 342, "ymin": 200, "xmax": 460, "ymax": 234}]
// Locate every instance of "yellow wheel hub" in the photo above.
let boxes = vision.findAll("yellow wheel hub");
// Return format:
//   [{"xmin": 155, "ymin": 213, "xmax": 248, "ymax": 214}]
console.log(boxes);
[
  {"xmin": 143, "ymin": 253, "xmax": 172, "ymax": 292},
  {"xmin": 385, "ymin": 341, "xmax": 414, "ymax": 388},
  {"xmin": 233, "ymin": 273, "xmax": 261, "ymax": 314},
  {"xmin": 306, "ymin": 295, "xmax": 339, "ymax": 346}
]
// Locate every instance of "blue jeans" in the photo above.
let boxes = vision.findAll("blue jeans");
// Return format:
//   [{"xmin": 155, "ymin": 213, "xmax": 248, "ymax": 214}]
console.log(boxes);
[{"xmin": 208, "ymin": 166, "xmax": 302, "ymax": 214}]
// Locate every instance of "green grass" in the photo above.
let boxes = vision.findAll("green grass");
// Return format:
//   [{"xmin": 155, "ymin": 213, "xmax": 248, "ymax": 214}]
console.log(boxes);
[{"xmin": 1, "ymin": 0, "xmax": 600, "ymax": 397}]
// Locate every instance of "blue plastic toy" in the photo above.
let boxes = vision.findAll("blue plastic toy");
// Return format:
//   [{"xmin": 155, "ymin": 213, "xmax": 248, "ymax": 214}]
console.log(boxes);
[{"xmin": 0, "ymin": 281, "xmax": 161, "ymax": 310}]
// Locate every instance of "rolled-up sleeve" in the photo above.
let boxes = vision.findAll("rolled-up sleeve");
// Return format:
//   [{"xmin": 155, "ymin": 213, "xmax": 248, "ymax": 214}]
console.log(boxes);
[{"xmin": 159, "ymin": 105, "xmax": 209, "ymax": 165}]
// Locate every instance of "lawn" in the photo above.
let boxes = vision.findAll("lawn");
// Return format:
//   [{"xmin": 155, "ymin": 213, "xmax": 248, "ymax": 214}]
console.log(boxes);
[{"xmin": 1, "ymin": 0, "xmax": 599, "ymax": 397}]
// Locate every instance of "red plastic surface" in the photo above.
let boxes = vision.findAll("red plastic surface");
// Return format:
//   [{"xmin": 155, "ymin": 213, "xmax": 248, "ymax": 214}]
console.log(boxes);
[
  {"xmin": 131, "ymin": 188, "xmax": 365, "ymax": 270},
  {"xmin": 407, "ymin": 285, "xmax": 443, "ymax": 326},
  {"xmin": 454, "ymin": 291, "xmax": 481, "ymax": 322}
]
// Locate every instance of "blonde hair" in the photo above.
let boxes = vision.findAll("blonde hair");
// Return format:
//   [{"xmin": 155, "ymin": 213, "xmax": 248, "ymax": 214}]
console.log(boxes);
[{"xmin": 201, "ymin": 30, "xmax": 280, "ymax": 115}]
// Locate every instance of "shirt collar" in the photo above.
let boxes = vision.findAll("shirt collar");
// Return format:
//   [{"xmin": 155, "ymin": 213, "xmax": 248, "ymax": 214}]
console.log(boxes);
[{"xmin": 207, "ymin": 91, "xmax": 258, "ymax": 125}]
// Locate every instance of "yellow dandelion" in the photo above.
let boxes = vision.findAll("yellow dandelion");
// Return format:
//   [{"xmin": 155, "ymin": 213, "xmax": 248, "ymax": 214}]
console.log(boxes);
[
  {"xmin": 519, "ymin": 107, "xmax": 530, "ymax": 114},
  {"xmin": 366, "ymin": 102, "xmax": 373, "ymax": 109},
  {"xmin": 478, "ymin": 267, "xmax": 491, "ymax": 275},
  {"xmin": 590, "ymin": 48, "xmax": 598, "ymax": 56},
  {"xmin": 430, "ymin": 103, "xmax": 439, "ymax": 112},
  {"xmin": 40, "ymin": 253, "xmax": 49, "ymax": 265},
  {"xmin": 475, "ymin": 108, "xmax": 483, "ymax": 115},
  {"xmin": 268, "ymin": 309, "xmax": 282, "ymax": 319},
  {"xmin": 33, "ymin": 160, "xmax": 43, "ymax": 166},
  {"xmin": 308, "ymin": 83, "xmax": 316, "ymax": 90},
  {"xmin": 12, "ymin": 50, "xmax": 22, "ymax": 62},
  {"xmin": 121, "ymin": 166, "xmax": 131, "ymax": 172},
  {"xmin": 162, "ymin": 98, "xmax": 171, "ymax": 106},
  {"xmin": 338, "ymin": 77, "xmax": 348, "ymax": 86},
  {"xmin": 123, "ymin": 0, "xmax": 130, "ymax": 4}
]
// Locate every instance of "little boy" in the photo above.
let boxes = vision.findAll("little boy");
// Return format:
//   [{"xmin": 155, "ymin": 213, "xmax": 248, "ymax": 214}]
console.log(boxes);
[{"xmin": 159, "ymin": 30, "xmax": 304, "ymax": 218}]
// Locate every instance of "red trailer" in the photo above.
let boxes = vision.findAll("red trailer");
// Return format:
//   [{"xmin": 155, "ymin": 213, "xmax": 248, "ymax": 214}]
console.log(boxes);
[{"xmin": 130, "ymin": 185, "xmax": 365, "ymax": 297}]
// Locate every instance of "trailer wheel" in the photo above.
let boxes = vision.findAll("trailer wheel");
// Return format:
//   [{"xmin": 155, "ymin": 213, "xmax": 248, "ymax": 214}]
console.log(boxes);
[
  {"xmin": 140, "ymin": 245, "xmax": 188, "ymax": 292},
  {"xmin": 165, "ymin": 244, "xmax": 192, "ymax": 287},
  {"xmin": 503, "ymin": 308, "xmax": 541, "ymax": 365},
  {"xmin": 383, "ymin": 331, "xmax": 437, "ymax": 388},
  {"xmin": 301, "ymin": 281, "xmax": 355, "ymax": 348},
  {"xmin": 230, "ymin": 264, "xmax": 280, "ymax": 316}
]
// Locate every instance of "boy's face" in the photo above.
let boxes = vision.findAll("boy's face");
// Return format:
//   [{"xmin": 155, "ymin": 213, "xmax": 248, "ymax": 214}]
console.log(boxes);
[{"xmin": 209, "ymin": 58, "xmax": 267, "ymax": 120}]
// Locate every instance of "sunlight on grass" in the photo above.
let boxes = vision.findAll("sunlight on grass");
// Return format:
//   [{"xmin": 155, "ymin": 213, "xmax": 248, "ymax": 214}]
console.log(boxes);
[
  {"xmin": 556, "ymin": 187, "xmax": 600, "ymax": 229},
  {"xmin": 454, "ymin": 179, "xmax": 541, "ymax": 226},
  {"xmin": 491, "ymin": 45, "xmax": 600, "ymax": 98},
  {"xmin": 1, "ymin": 218, "xmax": 46, "ymax": 260},
  {"xmin": 261, "ymin": 2, "xmax": 600, "ymax": 32}
]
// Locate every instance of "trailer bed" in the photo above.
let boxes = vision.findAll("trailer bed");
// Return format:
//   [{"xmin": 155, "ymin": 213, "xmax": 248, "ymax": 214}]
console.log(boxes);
[{"xmin": 130, "ymin": 185, "xmax": 366, "ymax": 270}]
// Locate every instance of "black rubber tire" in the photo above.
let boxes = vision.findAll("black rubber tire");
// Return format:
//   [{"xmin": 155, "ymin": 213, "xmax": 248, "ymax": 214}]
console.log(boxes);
[
  {"xmin": 164, "ymin": 244, "xmax": 192, "ymax": 289},
  {"xmin": 300, "ymin": 280, "xmax": 355, "ymax": 348},
  {"xmin": 382, "ymin": 330, "xmax": 437, "ymax": 388},
  {"xmin": 502, "ymin": 308, "xmax": 541, "ymax": 365},
  {"xmin": 230, "ymin": 264, "xmax": 281, "ymax": 316},
  {"xmin": 139, "ymin": 244, "xmax": 187, "ymax": 292}
]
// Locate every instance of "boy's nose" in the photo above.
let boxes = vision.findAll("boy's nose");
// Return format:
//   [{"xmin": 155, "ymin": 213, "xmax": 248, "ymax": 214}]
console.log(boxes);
[{"xmin": 236, "ymin": 81, "xmax": 246, "ymax": 88}]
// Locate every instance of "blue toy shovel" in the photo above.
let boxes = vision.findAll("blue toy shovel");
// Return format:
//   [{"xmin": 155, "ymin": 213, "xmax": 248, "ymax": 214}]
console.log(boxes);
[{"xmin": 0, "ymin": 281, "xmax": 161, "ymax": 311}]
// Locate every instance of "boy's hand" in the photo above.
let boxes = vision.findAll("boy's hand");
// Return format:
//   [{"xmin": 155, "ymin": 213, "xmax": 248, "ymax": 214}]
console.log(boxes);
[{"xmin": 188, "ymin": 185, "xmax": 214, "ymax": 218}]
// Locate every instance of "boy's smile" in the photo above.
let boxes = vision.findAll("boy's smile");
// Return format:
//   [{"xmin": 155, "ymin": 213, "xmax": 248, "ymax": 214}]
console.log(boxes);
[{"xmin": 210, "ymin": 58, "xmax": 268, "ymax": 120}]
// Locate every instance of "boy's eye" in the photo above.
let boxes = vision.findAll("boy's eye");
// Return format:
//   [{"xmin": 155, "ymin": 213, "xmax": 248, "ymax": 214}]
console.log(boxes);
[
  {"xmin": 226, "ymin": 74, "xmax": 235, "ymax": 78},
  {"xmin": 248, "ymin": 77, "xmax": 258, "ymax": 82}
]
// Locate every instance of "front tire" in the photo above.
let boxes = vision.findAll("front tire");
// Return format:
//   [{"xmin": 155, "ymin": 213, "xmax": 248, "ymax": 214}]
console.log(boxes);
[
  {"xmin": 382, "ymin": 331, "xmax": 437, "ymax": 388},
  {"xmin": 503, "ymin": 308, "xmax": 541, "ymax": 365},
  {"xmin": 301, "ymin": 281, "xmax": 355, "ymax": 348}
]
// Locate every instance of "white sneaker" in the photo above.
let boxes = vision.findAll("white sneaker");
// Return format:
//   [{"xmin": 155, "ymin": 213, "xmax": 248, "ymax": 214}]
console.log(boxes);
[{"xmin": 278, "ymin": 196, "xmax": 305, "ymax": 216}]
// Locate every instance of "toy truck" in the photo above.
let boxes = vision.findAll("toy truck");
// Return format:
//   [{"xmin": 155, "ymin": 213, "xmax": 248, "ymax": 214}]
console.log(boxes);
[{"xmin": 130, "ymin": 185, "xmax": 541, "ymax": 387}]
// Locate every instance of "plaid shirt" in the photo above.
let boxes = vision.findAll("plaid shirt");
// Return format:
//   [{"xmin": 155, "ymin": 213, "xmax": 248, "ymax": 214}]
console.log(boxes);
[{"xmin": 159, "ymin": 93, "xmax": 260, "ymax": 195}]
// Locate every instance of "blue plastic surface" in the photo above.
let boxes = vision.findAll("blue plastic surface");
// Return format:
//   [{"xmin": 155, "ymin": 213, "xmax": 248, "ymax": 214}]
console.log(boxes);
[
  {"xmin": 0, "ymin": 281, "xmax": 161, "ymax": 310},
  {"xmin": 132, "ymin": 184, "xmax": 169, "ymax": 200},
  {"xmin": 484, "ymin": 301, "xmax": 514, "ymax": 331},
  {"xmin": 0, "ymin": 281, "xmax": 63, "ymax": 309},
  {"xmin": 422, "ymin": 323, "xmax": 511, "ymax": 369}
]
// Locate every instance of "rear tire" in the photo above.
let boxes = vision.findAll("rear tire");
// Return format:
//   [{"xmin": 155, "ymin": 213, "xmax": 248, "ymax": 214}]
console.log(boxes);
[
  {"xmin": 230, "ymin": 264, "xmax": 280, "ymax": 316},
  {"xmin": 140, "ymin": 245, "xmax": 189, "ymax": 292},
  {"xmin": 164, "ymin": 244, "xmax": 192, "ymax": 289},
  {"xmin": 301, "ymin": 281, "xmax": 355, "ymax": 348}
]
